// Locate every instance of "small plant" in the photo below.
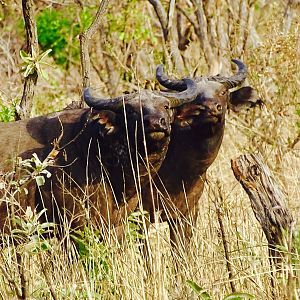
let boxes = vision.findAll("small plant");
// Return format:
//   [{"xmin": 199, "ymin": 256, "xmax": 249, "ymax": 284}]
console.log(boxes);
[
  {"xmin": 12, "ymin": 207, "xmax": 54, "ymax": 253},
  {"xmin": 14, "ymin": 153, "xmax": 53, "ymax": 191},
  {"xmin": 4, "ymin": 149, "xmax": 58, "ymax": 200},
  {"xmin": 126, "ymin": 210, "xmax": 148, "ymax": 242},
  {"xmin": 186, "ymin": 280, "xmax": 211, "ymax": 300},
  {"xmin": 71, "ymin": 227, "xmax": 111, "ymax": 281},
  {"xmin": 0, "ymin": 103, "xmax": 15, "ymax": 122},
  {"xmin": 20, "ymin": 47, "xmax": 52, "ymax": 80}
]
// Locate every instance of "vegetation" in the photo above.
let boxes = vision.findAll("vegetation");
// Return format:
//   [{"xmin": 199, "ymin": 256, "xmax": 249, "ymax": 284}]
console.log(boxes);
[
  {"xmin": 0, "ymin": 0, "xmax": 299, "ymax": 299},
  {"xmin": 37, "ymin": 7, "xmax": 92, "ymax": 67}
]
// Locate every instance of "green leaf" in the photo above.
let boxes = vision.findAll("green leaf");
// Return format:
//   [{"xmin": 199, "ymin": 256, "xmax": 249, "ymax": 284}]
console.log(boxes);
[
  {"xmin": 35, "ymin": 208, "xmax": 48, "ymax": 220},
  {"xmin": 40, "ymin": 241, "xmax": 52, "ymax": 251},
  {"xmin": 38, "ymin": 48, "xmax": 52, "ymax": 61},
  {"xmin": 35, "ymin": 175, "xmax": 45, "ymax": 187},
  {"xmin": 223, "ymin": 292, "xmax": 255, "ymax": 300},
  {"xmin": 41, "ymin": 169, "xmax": 52, "ymax": 178},
  {"xmin": 25, "ymin": 206, "xmax": 34, "ymax": 219},
  {"xmin": 118, "ymin": 32, "xmax": 125, "ymax": 41},
  {"xmin": 19, "ymin": 49, "xmax": 34, "ymax": 63},
  {"xmin": 23, "ymin": 63, "xmax": 35, "ymax": 77},
  {"xmin": 186, "ymin": 280, "xmax": 211, "ymax": 300},
  {"xmin": 35, "ymin": 62, "xmax": 48, "ymax": 80}
]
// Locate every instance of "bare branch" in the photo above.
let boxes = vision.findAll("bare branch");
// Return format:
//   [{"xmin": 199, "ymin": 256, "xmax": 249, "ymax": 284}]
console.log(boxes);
[
  {"xmin": 192, "ymin": 0, "xmax": 217, "ymax": 73},
  {"xmin": 176, "ymin": 11, "xmax": 192, "ymax": 51},
  {"xmin": 17, "ymin": 0, "xmax": 39, "ymax": 120},
  {"xmin": 167, "ymin": 0, "xmax": 175, "ymax": 31},
  {"xmin": 79, "ymin": 0, "xmax": 109, "ymax": 97},
  {"xmin": 74, "ymin": 0, "xmax": 83, "ymax": 9},
  {"xmin": 148, "ymin": 0, "xmax": 169, "ymax": 40},
  {"xmin": 176, "ymin": 4, "xmax": 199, "ymax": 34}
]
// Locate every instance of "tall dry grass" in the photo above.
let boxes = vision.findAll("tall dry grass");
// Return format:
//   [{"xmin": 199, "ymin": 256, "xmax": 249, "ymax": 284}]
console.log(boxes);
[{"xmin": 0, "ymin": 0, "xmax": 299, "ymax": 299}]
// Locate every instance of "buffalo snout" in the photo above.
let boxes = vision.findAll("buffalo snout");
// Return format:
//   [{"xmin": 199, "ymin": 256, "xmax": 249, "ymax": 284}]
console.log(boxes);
[
  {"xmin": 204, "ymin": 100, "xmax": 224, "ymax": 117},
  {"xmin": 144, "ymin": 115, "xmax": 169, "ymax": 132}
]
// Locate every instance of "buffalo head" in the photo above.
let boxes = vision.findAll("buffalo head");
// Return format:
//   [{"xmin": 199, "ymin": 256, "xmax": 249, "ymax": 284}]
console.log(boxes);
[
  {"xmin": 82, "ymin": 80, "xmax": 199, "ymax": 165},
  {"xmin": 156, "ymin": 59, "xmax": 261, "ymax": 129}
]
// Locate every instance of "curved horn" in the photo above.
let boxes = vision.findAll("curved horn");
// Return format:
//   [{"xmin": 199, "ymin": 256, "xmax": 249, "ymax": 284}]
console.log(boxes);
[
  {"xmin": 156, "ymin": 64, "xmax": 187, "ymax": 92},
  {"xmin": 208, "ymin": 59, "xmax": 248, "ymax": 89},
  {"xmin": 83, "ymin": 88, "xmax": 135, "ymax": 110},
  {"xmin": 159, "ymin": 78, "xmax": 198, "ymax": 108}
]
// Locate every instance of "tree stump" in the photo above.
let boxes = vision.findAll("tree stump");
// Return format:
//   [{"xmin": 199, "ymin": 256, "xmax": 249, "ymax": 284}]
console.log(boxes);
[{"xmin": 231, "ymin": 153, "xmax": 294, "ymax": 266}]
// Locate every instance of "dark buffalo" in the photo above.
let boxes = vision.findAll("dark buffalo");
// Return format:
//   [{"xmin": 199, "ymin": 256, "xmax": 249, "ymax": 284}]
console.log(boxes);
[
  {"xmin": 0, "ymin": 83, "xmax": 198, "ymax": 236},
  {"xmin": 142, "ymin": 60, "xmax": 261, "ymax": 244}
]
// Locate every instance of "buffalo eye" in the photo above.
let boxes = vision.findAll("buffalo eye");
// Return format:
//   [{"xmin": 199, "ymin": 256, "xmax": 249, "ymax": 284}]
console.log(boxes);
[
  {"xmin": 216, "ymin": 104, "xmax": 223, "ymax": 111},
  {"xmin": 164, "ymin": 105, "xmax": 169, "ymax": 110},
  {"xmin": 219, "ymin": 90, "xmax": 227, "ymax": 96}
]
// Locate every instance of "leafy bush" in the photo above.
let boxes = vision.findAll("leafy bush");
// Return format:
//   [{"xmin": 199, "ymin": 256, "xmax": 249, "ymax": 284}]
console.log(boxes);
[
  {"xmin": 37, "ymin": 7, "xmax": 92, "ymax": 67},
  {"xmin": 71, "ymin": 227, "xmax": 111, "ymax": 281}
]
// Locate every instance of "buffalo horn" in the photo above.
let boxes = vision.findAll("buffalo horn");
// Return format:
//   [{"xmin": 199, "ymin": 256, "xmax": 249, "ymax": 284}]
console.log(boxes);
[
  {"xmin": 208, "ymin": 59, "xmax": 248, "ymax": 89},
  {"xmin": 83, "ymin": 88, "xmax": 135, "ymax": 110},
  {"xmin": 156, "ymin": 64, "xmax": 187, "ymax": 92},
  {"xmin": 159, "ymin": 78, "xmax": 198, "ymax": 108}
]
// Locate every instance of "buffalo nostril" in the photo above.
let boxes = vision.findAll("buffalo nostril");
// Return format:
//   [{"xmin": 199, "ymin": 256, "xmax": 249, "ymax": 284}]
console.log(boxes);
[
  {"xmin": 216, "ymin": 104, "xmax": 222, "ymax": 112},
  {"xmin": 159, "ymin": 118, "xmax": 167, "ymax": 127}
]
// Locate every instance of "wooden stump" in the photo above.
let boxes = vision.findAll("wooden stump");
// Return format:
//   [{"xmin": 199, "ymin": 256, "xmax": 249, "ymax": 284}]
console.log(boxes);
[
  {"xmin": 231, "ymin": 153, "xmax": 294, "ymax": 265},
  {"xmin": 231, "ymin": 153, "xmax": 297, "ymax": 299}
]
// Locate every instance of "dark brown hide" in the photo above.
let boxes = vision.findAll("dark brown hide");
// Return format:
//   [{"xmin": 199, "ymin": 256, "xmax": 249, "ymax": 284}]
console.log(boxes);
[
  {"xmin": 0, "ymin": 89, "xmax": 177, "ymax": 235},
  {"xmin": 142, "ymin": 61, "xmax": 261, "ymax": 243}
]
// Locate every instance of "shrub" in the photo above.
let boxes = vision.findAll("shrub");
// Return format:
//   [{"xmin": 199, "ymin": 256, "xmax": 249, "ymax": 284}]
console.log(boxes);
[{"xmin": 37, "ymin": 7, "xmax": 92, "ymax": 67}]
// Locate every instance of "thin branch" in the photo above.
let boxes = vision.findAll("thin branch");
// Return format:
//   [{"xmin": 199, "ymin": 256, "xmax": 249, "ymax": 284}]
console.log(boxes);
[
  {"xmin": 74, "ymin": 0, "xmax": 83, "ymax": 9},
  {"xmin": 289, "ymin": 132, "xmax": 300, "ymax": 150},
  {"xmin": 79, "ymin": 0, "xmax": 109, "ymax": 98},
  {"xmin": 17, "ymin": 0, "xmax": 39, "ymax": 120},
  {"xmin": 176, "ymin": 4, "xmax": 198, "ymax": 32},
  {"xmin": 192, "ymin": 0, "xmax": 216, "ymax": 72},
  {"xmin": 167, "ymin": 0, "xmax": 175, "ymax": 31},
  {"xmin": 176, "ymin": 10, "xmax": 192, "ymax": 51},
  {"xmin": 283, "ymin": 0, "xmax": 300, "ymax": 34},
  {"xmin": 39, "ymin": 254, "xmax": 59, "ymax": 300},
  {"xmin": 210, "ymin": 181, "xmax": 236, "ymax": 294},
  {"xmin": 148, "ymin": 0, "xmax": 169, "ymax": 41},
  {"xmin": 16, "ymin": 252, "xmax": 29, "ymax": 300},
  {"xmin": 148, "ymin": 0, "xmax": 184, "ymax": 71}
]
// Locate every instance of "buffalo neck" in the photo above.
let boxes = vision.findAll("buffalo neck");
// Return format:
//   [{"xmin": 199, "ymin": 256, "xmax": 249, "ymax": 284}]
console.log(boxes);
[{"xmin": 157, "ymin": 119, "xmax": 225, "ymax": 192}]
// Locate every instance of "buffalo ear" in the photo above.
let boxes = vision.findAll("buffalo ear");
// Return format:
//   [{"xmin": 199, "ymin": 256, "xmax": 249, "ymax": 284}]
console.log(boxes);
[
  {"xmin": 229, "ymin": 86, "xmax": 263, "ymax": 112},
  {"xmin": 89, "ymin": 110, "xmax": 119, "ymax": 136}
]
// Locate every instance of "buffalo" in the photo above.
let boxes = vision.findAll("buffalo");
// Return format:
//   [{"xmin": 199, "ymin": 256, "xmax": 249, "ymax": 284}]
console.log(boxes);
[
  {"xmin": 0, "ymin": 83, "xmax": 198, "ymax": 236},
  {"xmin": 141, "ymin": 60, "xmax": 261, "ymax": 244}
]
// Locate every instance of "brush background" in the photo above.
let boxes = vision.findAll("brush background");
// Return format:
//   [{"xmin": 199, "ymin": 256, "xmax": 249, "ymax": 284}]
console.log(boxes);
[{"xmin": 0, "ymin": 0, "xmax": 299, "ymax": 299}]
